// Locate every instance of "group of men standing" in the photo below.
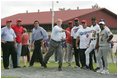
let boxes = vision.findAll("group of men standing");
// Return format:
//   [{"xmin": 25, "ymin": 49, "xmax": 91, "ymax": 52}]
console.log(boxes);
[
  {"xmin": 1, "ymin": 20, "xmax": 48, "ymax": 69},
  {"xmin": 66, "ymin": 17, "xmax": 113, "ymax": 74},
  {"xmin": 55, "ymin": 17, "xmax": 113, "ymax": 74},
  {"xmin": 1, "ymin": 17, "xmax": 113, "ymax": 74}
]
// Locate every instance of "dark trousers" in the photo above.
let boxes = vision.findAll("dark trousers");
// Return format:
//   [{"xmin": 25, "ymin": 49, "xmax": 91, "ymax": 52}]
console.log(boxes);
[
  {"xmin": 1, "ymin": 42, "xmax": 17, "ymax": 68},
  {"xmin": 30, "ymin": 40, "xmax": 44, "ymax": 66},
  {"xmin": 102, "ymin": 56, "xmax": 105, "ymax": 67},
  {"xmin": 79, "ymin": 49, "xmax": 86, "ymax": 67},
  {"xmin": 73, "ymin": 39, "xmax": 80, "ymax": 67},
  {"xmin": 27, "ymin": 52, "xmax": 30, "ymax": 62},
  {"xmin": 89, "ymin": 50, "xmax": 94, "ymax": 70}
]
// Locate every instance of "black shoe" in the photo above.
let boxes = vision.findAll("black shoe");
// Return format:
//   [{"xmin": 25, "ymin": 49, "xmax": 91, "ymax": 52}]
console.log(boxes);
[
  {"xmin": 86, "ymin": 65, "xmax": 90, "ymax": 69},
  {"xmin": 43, "ymin": 64, "xmax": 47, "ymax": 68},
  {"xmin": 13, "ymin": 66, "xmax": 21, "ymax": 68},
  {"xmin": 94, "ymin": 67, "xmax": 100, "ymax": 71},
  {"xmin": 4, "ymin": 67, "xmax": 9, "ymax": 69},
  {"xmin": 23, "ymin": 66, "xmax": 26, "ymax": 67},
  {"xmin": 81, "ymin": 66, "xmax": 89, "ymax": 70},
  {"xmin": 58, "ymin": 68, "xmax": 62, "ymax": 71},
  {"xmin": 89, "ymin": 67, "xmax": 95, "ymax": 71},
  {"xmin": 17, "ymin": 66, "xmax": 21, "ymax": 68}
]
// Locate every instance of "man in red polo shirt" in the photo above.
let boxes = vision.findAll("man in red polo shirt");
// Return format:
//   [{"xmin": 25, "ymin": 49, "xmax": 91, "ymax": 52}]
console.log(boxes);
[
  {"xmin": 64, "ymin": 21, "xmax": 73, "ymax": 66},
  {"xmin": 12, "ymin": 19, "xmax": 24, "ymax": 67}
]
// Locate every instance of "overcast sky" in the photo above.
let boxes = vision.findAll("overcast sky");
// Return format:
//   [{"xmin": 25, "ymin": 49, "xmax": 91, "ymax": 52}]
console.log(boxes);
[{"xmin": 1, "ymin": 0, "xmax": 118, "ymax": 18}]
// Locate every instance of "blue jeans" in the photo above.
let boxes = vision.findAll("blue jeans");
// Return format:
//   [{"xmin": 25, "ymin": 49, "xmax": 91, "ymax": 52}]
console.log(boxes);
[{"xmin": 16, "ymin": 43, "xmax": 22, "ymax": 66}]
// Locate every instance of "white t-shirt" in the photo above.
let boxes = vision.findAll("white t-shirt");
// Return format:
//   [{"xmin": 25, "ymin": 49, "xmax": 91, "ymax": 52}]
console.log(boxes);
[
  {"xmin": 76, "ymin": 27, "xmax": 92, "ymax": 49},
  {"xmin": 90, "ymin": 24, "xmax": 101, "ymax": 39},
  {"xmin": 51, "ymin": 25, "xmax": 65, "ymax": 41},
  {"xmin": 71, "ymin": 25, "xmax": 83, "ymax": 39},
  {"xmin": 99, "ymin": 26, "xmax": 113, "ymax": 47}
]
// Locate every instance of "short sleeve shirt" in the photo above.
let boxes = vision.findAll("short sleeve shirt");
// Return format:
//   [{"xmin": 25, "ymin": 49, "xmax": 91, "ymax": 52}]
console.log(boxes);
[
  {"xmin": 76, "ymin": 27, "xmax": 92, "ymax": 49},
  {"xmin": 90, "ymin": 24, "xmax": 101, "ymax": 39},
  {"xmin": 65, "ymin": 27, "xmax": 72, "ymax": 44},
  {"xmin": 51, "ymin": 25, "xmax": 64, "ymax": 41},
  {"xmin": 99, "ymin": 26, "xmax": 113, "ymax": 46},
  {"xmin": 71, "ymin": 25, "xmax": 83, "ymax": 39},
  {"xmin": 1, "ymin": 26, "xmax": 16, "ymax": 41},
  {"xmin": 12, "ymin": 25, "xmax": 24, "ymax": 43},
  {"xmin": 21, "ymin": 33, "xmax": 29, "ymax": 45}
]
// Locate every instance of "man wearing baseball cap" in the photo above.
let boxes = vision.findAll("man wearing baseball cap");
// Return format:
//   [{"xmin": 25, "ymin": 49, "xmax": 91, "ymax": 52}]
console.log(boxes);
[
  {"xmin": 12, "ymin": 19, "xmax": 24, "ymax": 67},
  {"xmin": 96, "ymin": 21, "xmax": 113, "ymax": 74},
  {"xmin": 6, "ymin": 20, "xmax": 12, "ymax": 23},
  {"xmin": 17, "ymin": 19, "xmax": 22, "ymax": 22},
  {"xmin": 76, "ymin": 19, "xmax": 92, "ymax": 69},
  {"xmin": 1, "ymin": 20, "xmax": 18, "ymax": 69},
  {"xmin": 71, "ymin": 18, "xmax": 82, "ymax": 68},
  {"xmin": 84, "ymin": 17, "xmax": 102, "ymax": 71}
]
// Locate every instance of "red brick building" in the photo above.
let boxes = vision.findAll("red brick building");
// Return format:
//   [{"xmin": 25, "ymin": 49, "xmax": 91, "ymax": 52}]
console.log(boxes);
[{"xmin": 1, "ymin": 8, "xmax": 117, "ymax": 33}]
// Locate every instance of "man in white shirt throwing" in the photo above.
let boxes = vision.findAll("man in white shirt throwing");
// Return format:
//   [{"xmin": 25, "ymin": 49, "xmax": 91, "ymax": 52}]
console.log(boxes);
[{"xmin": 44, "ymin": 19, "xmax": 66, "ymax": 71}]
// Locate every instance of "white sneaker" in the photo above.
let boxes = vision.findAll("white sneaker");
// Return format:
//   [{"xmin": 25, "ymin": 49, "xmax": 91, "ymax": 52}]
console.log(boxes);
[
  {"xmin": 96, "ymin": 68, "xmax": 103, "ymax": 73},
  {"xmin": 101, "ymin": 70, "xmax": 109, "ymax": 74},
  {"xmin": 105, "ymin": 70, "xmax": 109, "ymax": 74},
  {"xmin": 106, "ymin": 70, "xmax": 110, "ymax": 74}
]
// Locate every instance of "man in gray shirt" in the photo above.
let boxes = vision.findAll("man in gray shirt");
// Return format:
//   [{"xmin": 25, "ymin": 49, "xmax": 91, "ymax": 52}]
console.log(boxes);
[{"xmin": 29, "ymin": 20, "xmax": 48, "ymax": 68}]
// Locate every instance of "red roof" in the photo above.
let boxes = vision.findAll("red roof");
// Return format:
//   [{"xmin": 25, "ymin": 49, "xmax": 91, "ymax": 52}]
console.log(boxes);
[{"xmin": 1, "ymin": 8, "xmax": 116, "ymax": 26}]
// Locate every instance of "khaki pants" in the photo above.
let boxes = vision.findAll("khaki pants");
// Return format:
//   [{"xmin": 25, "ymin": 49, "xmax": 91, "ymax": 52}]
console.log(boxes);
[
  {"xmin": 44, "ymin": 39, "xmax": 63, "ymax": 67},
  {"xmin": 64, "ymin": 43, "xmax": 73, "ymax": 63}
]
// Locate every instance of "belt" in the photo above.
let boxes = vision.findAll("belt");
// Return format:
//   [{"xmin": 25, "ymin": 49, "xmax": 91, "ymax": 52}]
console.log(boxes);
[
  {"xmin": 99, "ymin": 45, "xmax": 109, "ymax": 47},
  {"xmin": 73, "ymin": 39, "xmax": 76, "ymax": 41},
  {"xmin": 91, "ymin": 38, "xmax": 96, "ymax": 40},
  {"xmin": 6, "ymin": 41, "xmax": 14, "ymax": 43},
  {"xmin": 35, "ymin": 39, "xmax": 43, "ymax": 42},
  {"xmin": 51, "ymin": 39, "xmax": 61, "ymax": 43}
]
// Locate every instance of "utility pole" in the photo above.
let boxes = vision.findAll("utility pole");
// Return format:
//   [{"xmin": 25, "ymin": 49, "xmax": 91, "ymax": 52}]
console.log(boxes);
[
  {"xmin": 51, "ymin": 1, "xmax": 59, "ymax": 30},
  {"xmin": 52, "ymin": 1, "xmax": 54, "ymax": 30}
]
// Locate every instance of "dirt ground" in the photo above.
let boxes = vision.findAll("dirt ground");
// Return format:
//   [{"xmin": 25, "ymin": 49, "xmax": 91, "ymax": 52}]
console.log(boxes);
[{"xmin": 1, "ymin": 66, "xmax": 117, "ymax": 78}]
